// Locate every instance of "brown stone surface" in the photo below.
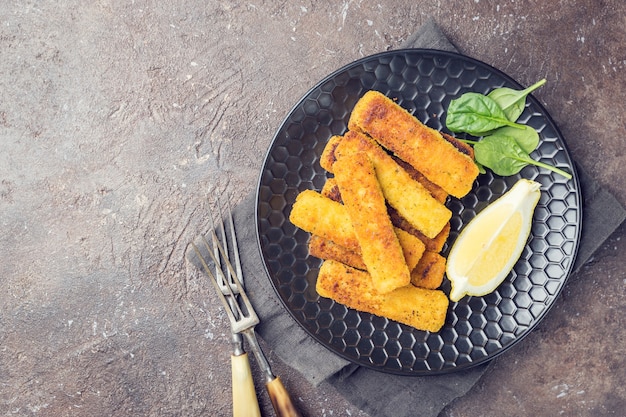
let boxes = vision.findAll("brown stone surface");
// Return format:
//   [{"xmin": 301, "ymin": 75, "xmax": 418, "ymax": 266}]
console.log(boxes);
[{"xmin": 1, "ymin": 1, "xmax": 624, "ymax": 416}]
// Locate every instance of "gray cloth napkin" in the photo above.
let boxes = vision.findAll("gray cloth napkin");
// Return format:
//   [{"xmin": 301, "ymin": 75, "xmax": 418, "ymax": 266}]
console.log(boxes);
[
  {"xmin": 232, "ymin": 163, "xmax": 624, "ymax": 417},
  {"xmin": 205, "ymin": 18, "xmax": 626, "ymax": 417}
]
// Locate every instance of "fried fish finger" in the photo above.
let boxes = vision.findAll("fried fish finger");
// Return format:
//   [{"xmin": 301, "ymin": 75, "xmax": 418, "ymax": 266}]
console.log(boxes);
[
  {"xmin": 322, "ymin": 177, "xmax": 449, "ymax": 252},
  {"xmin": 333, "ymin": 151, "xmax": 410, "ymax": 293},
  {"xmin": 322, "ymin": 133, "xmax": 449, "ymax": 206},
  {"xmin": 292, "ymin": 190, "xmax": 425, "ymax": 270},
  {"xmin": 289, "ymin": 189, "xmax": 359, "ymax": 252},
  {"xmin": 316, "ymin": 260, "xmax": 449, "ymax": 332},
  {"xmin": 309, "ymin": 230, "xmax": 425, "ymax": 272},
  {"xmin": 308, "ymin": 235, "xmax": 367, "ymax": 270},
  {"xmin": 410, "ymin": 251, "xmax": 446, "ymax": 290},
  {"xmin": 348, "ymin": 90, "xmax": 479, "ymax": 198},
  {"xmin": 320, "ymin": 135, "xmax": 343, "ymax": 172},
  {"xmin": 335, "ymin": 130, "xmax": 451, "ymax": 239}
]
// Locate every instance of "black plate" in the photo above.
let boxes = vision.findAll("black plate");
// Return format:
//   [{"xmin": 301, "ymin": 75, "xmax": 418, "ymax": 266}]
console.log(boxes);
[{"xmin": 255, "ymin": 49, "xmax": 581, "ymax": 375}]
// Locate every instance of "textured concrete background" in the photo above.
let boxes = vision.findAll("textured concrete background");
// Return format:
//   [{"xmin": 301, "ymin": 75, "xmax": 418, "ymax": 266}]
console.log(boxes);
[{"xmin": 1, "ymin": 1, "xmax": 625, "ymax": 416}]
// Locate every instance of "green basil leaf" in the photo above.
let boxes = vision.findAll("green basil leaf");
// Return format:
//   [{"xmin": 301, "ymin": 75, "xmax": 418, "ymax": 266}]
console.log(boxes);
[
  {"xmin": 489, "ymin": 125, "xmax": 539, "ymax": 154},
  {"xmin": 446, "ymin": 93, "xmax": 521, "ymax": 136},
  {"xmin": 487, "ymin": 79, "xmax": 546, "ymax": 122},
  {"xmin": 474, "ymin": 135, "xmax": 532, "ymax": 176}
]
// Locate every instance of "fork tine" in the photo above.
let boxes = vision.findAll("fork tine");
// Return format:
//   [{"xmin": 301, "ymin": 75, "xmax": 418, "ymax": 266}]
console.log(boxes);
[
  {"xmin": 202, "ymin": 234, "xmax": 237, "ymax": 298},
  {"xmin": 200, "ymin": 231, "xmax": 259, "ymax": 327},
  {"xmin": 205, "ymin": 234, "xmax": 244, "ymax": 316},
  {"xmin": 223, "ymin": 197, "xmax": 244, "ymax": 286},
  {"xmin": 191, "ymin": 197, "xmax": 302, "ymax": 416},
  {"xmin": 209, "ymin": 212, "xmax": 224, "ymax": 288},
  {"xmin": 214, "ymin": 197, "xmax": 227, "ymax": 279},
  {"xmin": 208, "ymin": 199, "xmax": 226, "ymax": 289},
  {"xmin": 191, "ymin": 241, "xmax": 240, "ymax": 326},
  {"xmin": 212, "ymin": 196, "xmax": 242, "ymax": 292}
]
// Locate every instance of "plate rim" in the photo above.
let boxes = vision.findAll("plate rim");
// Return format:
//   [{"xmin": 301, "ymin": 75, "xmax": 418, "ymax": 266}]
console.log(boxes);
[{"xmin": 254, "ymin": 48, "xmax": 582, "ymax": 375}]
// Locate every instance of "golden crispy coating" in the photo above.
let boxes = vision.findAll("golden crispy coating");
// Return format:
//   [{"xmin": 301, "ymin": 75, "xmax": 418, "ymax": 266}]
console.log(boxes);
[
  {"xmin": 388, "ymin": 206, "xmax": 451, "ymax": 253},
  {"xmin": 348, "ymin": 90, "xmax": 479, "ymax": 198},
  {"xmin": 320, "ymin": 135, "xmax": 343, "ymax": 172},
  {"xmin": 323, "ymin": 134, "xmax": 449, "ymax": 204},
  {"xmin": 309, "ymin": 231, "xmax": 425, "ymax": 273},
  {"xmin": 320, "ymin": 177, "xmax": 342, "ymax": 203},
  {"xmin": 308, "ymin": 235, "xmax": 367, "ymax": 270},
  {"xmin": 316, "ymin": 260, "xmax": 449, "ymax": 332},
  {"xmin": 292, "ymin": 190, "xmax": 429, "ymax": 271},
  {"xmin": 391, "ymin": 156, "xmax": 448, "ymax": 203},
  {"xmin": 394, "ymin": 228, "xmax": 426, "ymax": 271},
  {"xmin": 410, "ymin": 251, "xmax": 446, "ymax": 290},
  {"xmin": 292, "ymin": 91, "xmax": 484, "ymax": 332},
  {"xmin": 333, "ymin": 151, "xmax": 410, "ymax": 293},
  {"xmin": 289, "ymin": 189, "xmax": 359, "ymax": 252},
  {"xmin": 335, "ymin": 130, "xmax": 451, "ymax": 239},
  {"xmin": 322, "ymin": 178, "xmax": 449, "ymax": 252},
  {"xmin": 424, "ymin": 223, "xmax": 450, "ymax": 253}
]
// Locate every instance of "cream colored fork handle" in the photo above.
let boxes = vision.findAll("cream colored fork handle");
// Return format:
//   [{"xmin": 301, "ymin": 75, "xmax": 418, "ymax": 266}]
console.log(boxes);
[
  {"xmin": 266, "ymin": 376, "xmax": 302, "ymax": 417},
  {"xmin": 231, "ymin": 353, "xmax": 261, "ymax": 417}
]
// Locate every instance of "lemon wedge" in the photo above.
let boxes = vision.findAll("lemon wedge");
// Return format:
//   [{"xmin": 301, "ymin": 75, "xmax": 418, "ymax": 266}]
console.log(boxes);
[{"xmin": 446, "ymin": 178, "xmax": 541, "ymax": 302}]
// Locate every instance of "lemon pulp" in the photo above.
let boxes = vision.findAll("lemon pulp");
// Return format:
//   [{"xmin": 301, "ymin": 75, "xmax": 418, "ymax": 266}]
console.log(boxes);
[
  {"xmin": 466, "ymin": 211, "xmax": 522, "ymax": 286},
  {"xmin": 446, "ymin": 179, "xmax": 541, "ymax": 302}
]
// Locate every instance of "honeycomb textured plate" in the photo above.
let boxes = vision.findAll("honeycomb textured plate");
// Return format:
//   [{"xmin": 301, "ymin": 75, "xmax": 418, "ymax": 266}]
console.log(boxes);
[{"xmin": 255, "ymin": 50, "xmax": 581, "ymax": 375}]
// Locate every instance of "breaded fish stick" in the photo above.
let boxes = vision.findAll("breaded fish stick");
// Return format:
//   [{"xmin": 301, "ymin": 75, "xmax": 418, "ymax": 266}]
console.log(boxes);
[
  {"xmin": 316, "ymin": 260, "xmax": 449, "ymax": 332},
  {"xmin": 290, "ymin": 189, "xmax": 359, "ymax": 252},
  {"xmin": 309, "ymin": 235, "xmax": 367, "ymax": 270},
  {"xmin": 322, "ymin": 134, "xmax": 449, "ymax": 203},
  {"xmin": 410, "ymin": 251, "xmax": 446, "ymax": 290},
  {"xmin": 391, "ymin": 156, "xmax": 447, "ymax": 203},
  {"xmin": 320, "ymin": 177, "xmax": 343, "ymax": 203},
  {"xmin": 394, "ymin": 228, "xmax": 426, "ymax": 271},
  {"xmin": 291, "ymin": 190, "xmax": 425, "ymax": 269},
  {"xmin": 322, "ymin": 178, "xmax": 449, "ymax": 252},
  {"xmin": 309, "ymin": 227, "xmax": 425, "ymax": 272},
  {"xmin": 320, "ymin": 135, "xmax": 343, "ymax": 172},
  {"xmin": 309, "ymin": 230, "xmax": 426, "ymax": 273},
  {"xmin": 310, "ymin": 232, "xmax": 444, "ymax": 290},
  {"xmin": 335, "ymin": 130, "xmax": 451, "ymax": 239},
  {"xmin": 333, "ymin": 151, "xmax": 410, "ymax": 293},
  {"xmin": 348, "ymin": 90, "xmax": 479, "ymax": 198},
  {"xmin": 387, "ymin": 206, "xmax": 450, "ymax": 253}
]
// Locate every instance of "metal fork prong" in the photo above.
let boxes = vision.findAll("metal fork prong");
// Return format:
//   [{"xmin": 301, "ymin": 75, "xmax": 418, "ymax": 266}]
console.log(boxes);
[
  {"xmin": 210, "ymin": 219, "xmax": 224, "ymax": 287},
  {"xmin": 191, "ymin": 241, "xmax": 240, "ymax": 326},
  {"xmin": 212, "ymin": 197, "xmax": 240, "ymax": 293},
  {"xmin": 201, "ymin": 234, "xmax": 238, "ymax": 299},
  {"xmin": 224, "ymin": 197, "xmax": 244, "ymax": 286},
  {"xmin": 214, "ymin": 197, "xmax": 228, "ymax": 281},
  {"xmin": 209, "ymin": 200, "xmax": 226, "ymax": 290},
  {"xmin": 191, "ymin": 202, "xmax": 302, "ymax": 416},
  {"xmin": 211, "ymin": 230, "xmax": 242, "ymax": 294},
  {"xmin": 200, "ymin": 234, "xmax": 247, "ymax": 324},
  {"xmin": 201, "ymin": 233, "xmax": 260, "ymax": 327},
  {"xmin": 212, "ymin": 231, "xmax": 258, "ymax": 320}
]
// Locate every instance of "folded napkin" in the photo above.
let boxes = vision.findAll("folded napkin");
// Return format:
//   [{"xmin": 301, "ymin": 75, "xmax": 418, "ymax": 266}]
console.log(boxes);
[{"xmin": 218, "ymin": 18, "xmax": 626, "ymax": 417}]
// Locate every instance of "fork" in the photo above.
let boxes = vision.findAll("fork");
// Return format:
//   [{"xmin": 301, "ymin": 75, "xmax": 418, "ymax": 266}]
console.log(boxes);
[
  {"xmin": 191, "ymin": 199, "xmax": 302, "ymax": 417},
  {"xmin": 210, "ymin": 198, "xmax": 261, "ymax": 417}
]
